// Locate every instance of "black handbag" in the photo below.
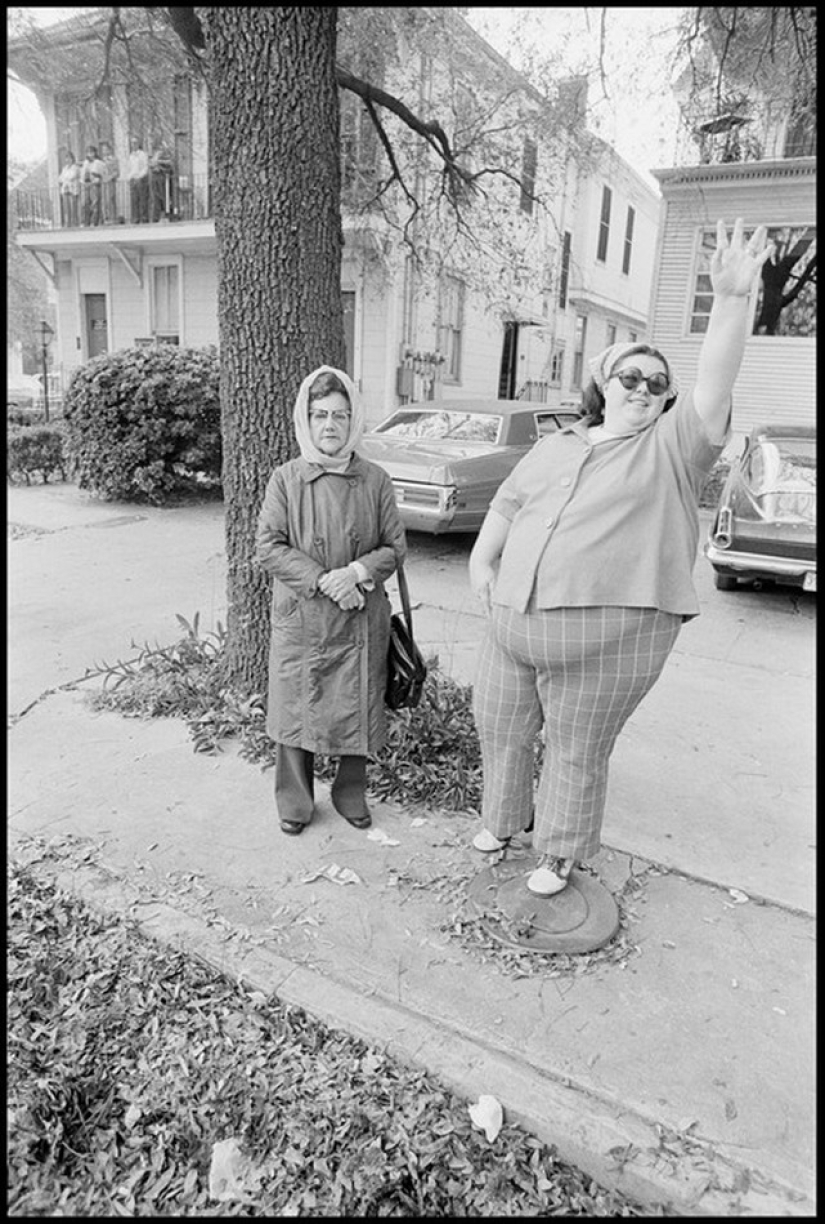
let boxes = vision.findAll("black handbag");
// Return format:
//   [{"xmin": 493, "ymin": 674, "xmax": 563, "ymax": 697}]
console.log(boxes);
[{"xmin": 386, "ymin": 565, "xmax": 427, "ymax": 710}]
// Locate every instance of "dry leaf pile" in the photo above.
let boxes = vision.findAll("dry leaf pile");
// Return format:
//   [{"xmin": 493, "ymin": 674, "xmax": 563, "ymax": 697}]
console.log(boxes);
[{"xmin": 8, "ymin": 860, "xmax": 660, "ymax": 1217}]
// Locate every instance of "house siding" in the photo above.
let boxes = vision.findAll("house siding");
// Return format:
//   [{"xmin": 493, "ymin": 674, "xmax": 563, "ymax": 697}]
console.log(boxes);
[
  {"xmin": 649, "ymin": 161, "xmax": 815, "ymax": 444},
  {"xmin": 14, "ymin": 11, "xmax": 659, "ymax": 422}
]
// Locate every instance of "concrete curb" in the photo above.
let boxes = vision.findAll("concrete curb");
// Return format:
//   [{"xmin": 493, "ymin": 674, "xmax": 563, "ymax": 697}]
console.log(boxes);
[{"xmin": 15, "ymin": 849, "xmax": 813, "ymax": 1219}]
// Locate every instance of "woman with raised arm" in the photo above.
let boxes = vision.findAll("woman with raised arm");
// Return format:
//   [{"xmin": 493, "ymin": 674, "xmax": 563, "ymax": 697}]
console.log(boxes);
[{"xmin": 468, "ymin": 219, "xmax": 772, "ymax": 896}]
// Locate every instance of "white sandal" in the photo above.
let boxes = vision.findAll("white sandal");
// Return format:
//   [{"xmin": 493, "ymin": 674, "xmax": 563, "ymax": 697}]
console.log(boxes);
[
  {"xmin": 526, "ymin": 855, "xmax": 574, "ymax": 896},
  {"xmin": 472, "ymin": 828, "xmax": 510, "ymax": 852}
]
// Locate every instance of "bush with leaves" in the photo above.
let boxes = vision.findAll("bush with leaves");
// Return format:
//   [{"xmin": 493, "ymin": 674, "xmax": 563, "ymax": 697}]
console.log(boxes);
[
  {"xmin": 7, "ymin": 421, "xmax": 69, "ymax": 485},
  {"xmin": 63, "ymin": 345, "xmax": 222, "ymax": 504}
]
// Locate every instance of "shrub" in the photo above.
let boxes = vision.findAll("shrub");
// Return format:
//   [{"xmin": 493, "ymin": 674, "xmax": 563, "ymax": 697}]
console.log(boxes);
[
  {"xmin": 7, "ymin": 406, "xmax": 48, "ymax": 427},
  {"xmin": 63, "ymin": 345, "xmax": 222, "ymax": 503},
  {"xmin": 7, "ymin": 422, "xmax": 69, "ymax": 485}
]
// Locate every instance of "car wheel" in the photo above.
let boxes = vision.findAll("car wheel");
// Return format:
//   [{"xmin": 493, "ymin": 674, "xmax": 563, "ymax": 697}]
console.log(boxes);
[{"xmin": 713, "ymin": 571, "xmax": 738, "ymax": 591}]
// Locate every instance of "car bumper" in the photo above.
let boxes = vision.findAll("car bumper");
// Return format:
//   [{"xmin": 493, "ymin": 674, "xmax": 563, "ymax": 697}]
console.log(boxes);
[
  {"xmin": 391, "ymin": 483, "xmax": 486, "ymax": 534},
  {"xmin": 704, "ymin": 541, "xmax": 817, "ymax": 585}
]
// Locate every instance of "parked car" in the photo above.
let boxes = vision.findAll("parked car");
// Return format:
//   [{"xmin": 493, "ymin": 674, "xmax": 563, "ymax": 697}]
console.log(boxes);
[
  {"xmin": 7, "ymin": 373, "xmax": 44, "ymax": 412},
  {"xmin": 360, "ymin": 399, "xmax": 581, "ymax": 534},
  {"xmin": 704, "ymin": 425, "xmax": 816, "ymax": 592}
]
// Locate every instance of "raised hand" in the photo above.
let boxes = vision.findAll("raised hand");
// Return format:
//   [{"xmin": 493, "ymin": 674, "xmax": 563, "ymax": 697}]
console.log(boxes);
[{"xmin": 711, "ymin": 218, "xmax": 773, "ymax": 299}]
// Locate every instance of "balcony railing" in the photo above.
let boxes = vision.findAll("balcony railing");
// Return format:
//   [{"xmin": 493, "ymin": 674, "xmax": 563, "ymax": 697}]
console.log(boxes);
[{"xmin": 14, "ymin": 173, "xmax": 213, "ymax": 232}]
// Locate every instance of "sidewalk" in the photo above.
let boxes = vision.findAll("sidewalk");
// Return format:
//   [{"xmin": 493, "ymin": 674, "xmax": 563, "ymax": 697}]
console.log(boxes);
[{"xmin": 7, "ymin": 484, "xmax": 816, "ymax": 1216}]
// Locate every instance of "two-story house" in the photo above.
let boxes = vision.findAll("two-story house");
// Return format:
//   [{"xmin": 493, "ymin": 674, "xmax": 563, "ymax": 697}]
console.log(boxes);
[
  {"xmin": 646, "ymin": 23, "xmax": 816, "ymax": 449},
  {"xmin": 10, "ymin": 9, "xmax": 660, "ymax": 427}
]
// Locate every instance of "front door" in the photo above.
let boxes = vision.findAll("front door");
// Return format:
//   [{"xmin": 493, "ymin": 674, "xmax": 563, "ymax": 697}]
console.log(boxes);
[
  {"xmin": 84, "ymin": 294, "xmax": 108, "ymax": 359},
  {"xmin": 498, "ymin": 320, "xmax": 519, "ymax": 399}
]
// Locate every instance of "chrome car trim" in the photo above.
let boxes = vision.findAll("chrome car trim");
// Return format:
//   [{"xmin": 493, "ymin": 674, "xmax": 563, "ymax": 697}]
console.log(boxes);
[
  {"xmin": 704, "ymin": 541, "xmax": 817, "ymax": 578},
  {"xmin": 713, "ymin": 506, "xmax": 733, "ymax": 548}
]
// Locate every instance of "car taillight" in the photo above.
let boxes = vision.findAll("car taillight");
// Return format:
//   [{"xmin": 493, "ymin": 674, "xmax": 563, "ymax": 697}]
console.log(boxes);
[{"xmin": 713, "ymin": 506, "xmax": 733, "ymax": 549}]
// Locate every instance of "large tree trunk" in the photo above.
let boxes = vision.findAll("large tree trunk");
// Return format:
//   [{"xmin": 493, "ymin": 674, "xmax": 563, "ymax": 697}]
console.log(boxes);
[{"xmin": 203, "ymin": 7, "xmax": 346, "ymax": 694}]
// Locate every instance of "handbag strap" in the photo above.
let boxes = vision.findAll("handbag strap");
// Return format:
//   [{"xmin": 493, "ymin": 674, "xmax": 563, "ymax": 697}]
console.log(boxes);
[{"xmin": 397, "ymin": 564, "xmax": 414, "ymax": 637}]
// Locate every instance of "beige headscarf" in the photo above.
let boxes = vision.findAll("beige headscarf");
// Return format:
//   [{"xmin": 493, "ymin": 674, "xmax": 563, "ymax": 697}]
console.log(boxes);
[
  {"xmin": 292, "ymin": 365, "xmax": 365, "ymax": 471},
  {"xmin": 588, "ymin": 342, "xmax": 679, "ymax": 398}
]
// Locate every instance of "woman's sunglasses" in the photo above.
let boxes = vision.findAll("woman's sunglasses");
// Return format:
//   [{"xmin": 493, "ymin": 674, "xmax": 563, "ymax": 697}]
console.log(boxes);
[{"xmin": 610, "ymin": 368, "xmax": 670, "ymax": 396}]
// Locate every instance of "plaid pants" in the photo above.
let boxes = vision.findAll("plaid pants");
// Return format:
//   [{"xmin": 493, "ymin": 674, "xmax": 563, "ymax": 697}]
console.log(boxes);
[{"xmin": 473, "ymin": 605, "xmax": 682, "ymax": 859}]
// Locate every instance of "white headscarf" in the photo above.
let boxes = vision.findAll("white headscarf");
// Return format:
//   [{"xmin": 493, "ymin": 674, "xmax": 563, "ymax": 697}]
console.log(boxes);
[
  {"xmin": 292, "ymin": 365, "xmax": 365, "ymax": 471},
  {"xmin": 588, "ymin": 342, "xmax": 679, "ymax": 398}
]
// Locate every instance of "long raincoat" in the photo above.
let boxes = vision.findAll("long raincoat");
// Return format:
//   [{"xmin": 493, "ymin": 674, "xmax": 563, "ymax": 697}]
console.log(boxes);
[{"xmin": 256, "ymin": 369, "xmax": 407, "ymax": 757}]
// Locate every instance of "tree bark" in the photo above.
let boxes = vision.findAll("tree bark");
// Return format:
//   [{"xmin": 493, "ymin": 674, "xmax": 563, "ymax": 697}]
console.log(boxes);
[{"xmin": 203, "ymin": 7, "xmax": 346, "ymax": 694}]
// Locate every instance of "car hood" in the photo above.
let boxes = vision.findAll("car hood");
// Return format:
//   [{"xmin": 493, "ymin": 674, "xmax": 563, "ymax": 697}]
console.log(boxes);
[{"xmin": 360, "ymin": 435, "xmax": 516, "ymax": 486}]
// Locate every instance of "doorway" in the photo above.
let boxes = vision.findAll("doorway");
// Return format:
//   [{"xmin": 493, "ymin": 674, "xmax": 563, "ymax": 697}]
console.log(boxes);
[
  {"xmin": 84, "ymin": 294, "xmax": 108, "ymax": 358},
  {"xmin": 498, "ymin": 320, "xmax": 521, "ymax": 399}
]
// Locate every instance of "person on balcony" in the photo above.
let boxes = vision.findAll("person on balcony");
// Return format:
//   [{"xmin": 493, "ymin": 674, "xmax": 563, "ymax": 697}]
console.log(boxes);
[
  {"xmin": 80, "ymin": 144, "xmax": 105, "ymax": 226},
  {"xmin": 127, "ymin": 136, "xmax": 149, "ymax": 224},
  {"xmin": 468, "ymin": 218, "xmax": 773, "ymax": 899},
  {"xmin": 58, "ymin": 150, "xmax": 80, "ymax": 228},
  {"xmin": 149, "ymin": 135, "xmax": 175, "ymax": 221},
  {"xmin": 100, "ymin": 140, "xmax": 120, "ymax": 224}
]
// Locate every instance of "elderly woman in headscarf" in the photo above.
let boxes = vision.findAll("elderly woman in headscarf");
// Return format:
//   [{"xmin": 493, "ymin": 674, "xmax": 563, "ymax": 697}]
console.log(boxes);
[
  {"xmin": 468, "ymin": 218, "xmax": 773, "ymax": 898},
  {"xmin": 256, "ymin": 366, "xmax": 407, "ymax": 836}
]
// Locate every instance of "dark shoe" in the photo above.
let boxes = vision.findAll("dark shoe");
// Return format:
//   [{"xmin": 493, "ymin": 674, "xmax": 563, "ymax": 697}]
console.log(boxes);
[
  {"xmin": 333, "ymin": 802, "xmax": 372, "ymax": 830},
  {"xmin": 280, "ymin": 819, "xmax": 306, "ymax": 836}
]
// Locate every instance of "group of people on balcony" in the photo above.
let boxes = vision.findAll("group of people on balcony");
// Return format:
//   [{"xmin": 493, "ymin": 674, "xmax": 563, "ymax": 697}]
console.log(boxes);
[{"xmin": 58, "ymin": 135, "xmax": 176, "ymax": 227}]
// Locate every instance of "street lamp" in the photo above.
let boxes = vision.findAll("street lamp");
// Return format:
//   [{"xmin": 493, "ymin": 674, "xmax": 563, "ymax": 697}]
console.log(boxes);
[{"xmin": 39, "ymin": 320, "xmax": 54, "ymax": 423}]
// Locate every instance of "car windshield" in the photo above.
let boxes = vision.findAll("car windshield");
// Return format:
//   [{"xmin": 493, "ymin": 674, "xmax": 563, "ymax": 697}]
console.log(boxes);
[
  {"xmin": 374, "ymin": 410, "xmax": 502, "ymax": 443},
  {"xmin": 750, "ymin": 439, "xmax": 816, "ymax": 494}
]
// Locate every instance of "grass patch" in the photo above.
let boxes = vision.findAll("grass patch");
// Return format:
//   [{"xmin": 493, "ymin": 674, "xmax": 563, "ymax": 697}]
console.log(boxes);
[{"xmin": 8, "ymin": 856, "xmax": 660, "ymax": 1216}]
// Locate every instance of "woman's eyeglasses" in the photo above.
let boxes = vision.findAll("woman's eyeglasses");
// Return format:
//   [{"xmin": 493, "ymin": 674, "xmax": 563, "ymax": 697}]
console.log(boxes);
[
  {"xmin": 309, "ymin": 410, "xmax": 351, "ymax": 424},
  {"xmin": 610, "ymin": 368, "xmax": 670, "ymax": 396}
]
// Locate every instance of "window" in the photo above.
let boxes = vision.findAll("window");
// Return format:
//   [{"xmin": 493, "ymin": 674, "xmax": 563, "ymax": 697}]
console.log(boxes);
[
  {"xmin": 173, "ymin": 74, "xmax": 192, "ymax": 191},
  {"xmin": 376, "ymin": 409, "xmax": 500, "ymax": 444},
  {"xmin": 340, "ymin": 92, "xmax": 379, "ymax": 202},
  {"xmin": 597, "ymin": 186, "xmax": 612, "ymax": 262},
  {"xmin": 606, "ymin": 323, "xmax": 617, "ymax": 348},
  {"xmin": 548, "ymin": 347, "xmax": 564, "ymax": 385},
  {"xmin": 437, "ymin": 275, "xmax": 465, "ymax": 383},
  {"xmin": 56, "ymin": 86, "xmax": 113, "ymax": 163},
  {"xmin": 558, "ymin": 231, "xmax": 571, "ymax": 309},
  {"xmin": 150, "ymin": 263, "xmax": 180, "ymax": 341},
  {"xmin": 535, "ymin": 410, "xmax": 578, "ymax": 436},
  {"xmin": 453, "ymin": 81, "xmax": 475, "ymax": 173},
  {"xmin": 401, "ymin": 255, "xmax": 416, "ymax": 346},
  {"xmin": 622, "ymin": 206, "xmax": 635, "ymax": 274},
  {"xmin": 520, "ymin": 137, "xmax": 538, "ymax": 215},
  {"xmin": 784, "ymin": 89, "xmax": 815, "ymax": 158},
  {"xmin": 572, "ymin": 315, "xmax": 588, "ymax": 388},
  {"xmin": 689, "ymin": 225, "xmax": 816, "ymax": 337}
]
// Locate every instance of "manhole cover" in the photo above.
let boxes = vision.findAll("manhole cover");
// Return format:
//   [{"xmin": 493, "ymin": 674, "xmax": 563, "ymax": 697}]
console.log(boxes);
[{"xmin": 467, "ymin": 856, "xmax": 620, "ymax": 954}]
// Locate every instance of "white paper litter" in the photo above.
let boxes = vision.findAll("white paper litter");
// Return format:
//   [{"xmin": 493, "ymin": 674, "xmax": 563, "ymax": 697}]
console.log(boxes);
[
  {"xmin": 468, "ymin": 1094, "xmax": 503, "ymax": 1142},
  {"xmin": 367, "ymin": 828, "xmax": 400, "ymax": 846},
  {"xmin": 728, "ymin": 888, "xmax": 749, "ymax": 904},
  {"xmin": 208, "ymin": 1137, "xmax": 264, "ymax": 1203},
  {"xmin": 300, "ymin": 863, "xmax": 362, "ymax": 886},
  {"xmin": 411, "ymin": 817, "xmax": 428, "ymax": 827}
]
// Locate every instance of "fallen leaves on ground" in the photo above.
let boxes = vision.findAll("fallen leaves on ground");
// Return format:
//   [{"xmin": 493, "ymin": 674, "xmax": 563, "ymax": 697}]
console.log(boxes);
[{"xmin": 8, "ymin": 857, "xmax": 662, "ymax": 1217}]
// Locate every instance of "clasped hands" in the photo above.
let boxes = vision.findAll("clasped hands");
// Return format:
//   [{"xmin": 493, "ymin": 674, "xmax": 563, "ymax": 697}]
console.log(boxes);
[{"xmin": 318, "ymin": 565, "xmax": 365, "ymax": 610}]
